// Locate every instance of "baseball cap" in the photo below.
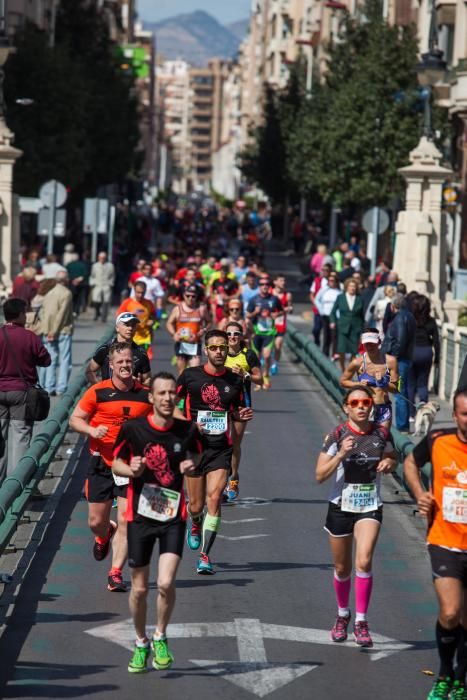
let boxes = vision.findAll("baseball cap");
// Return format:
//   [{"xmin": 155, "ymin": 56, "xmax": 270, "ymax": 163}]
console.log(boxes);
[
  {"xmin": 184, "ymin": 284, "xmax": 198, "ymax": 295},
  {"xmin": 116, "ymin": 312, "xmax": 138, "ymax": 325}
]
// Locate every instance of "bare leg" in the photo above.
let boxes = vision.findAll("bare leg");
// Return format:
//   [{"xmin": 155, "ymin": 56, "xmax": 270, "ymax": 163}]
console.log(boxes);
[
  {"xmin": 111, "ymin": 496, "xmax": 128, "ymax": 570},
  {"xmin": 156, "ymin": 553, "xmax": 181, "ymax": 635},
  {"xmin": 88, "ymin": 500, "xmax": 113, "ymax": 539},
  {"xmin": 231, "ymin": 420, "xmax": 246, "ymax": 481},
  {"xmin": 130, "ymin": 565, "xmax": 149, "ymax": 640},
  {"xmin": 185, "ymin": 474, "xmax": 206, "ymax": 517}
]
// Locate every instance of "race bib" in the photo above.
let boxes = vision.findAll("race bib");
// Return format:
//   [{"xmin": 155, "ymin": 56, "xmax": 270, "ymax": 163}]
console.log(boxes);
[
  {"xmin": 341, "ymin": 483, "xmax": 377, "ymax": 513},
  {"xmin": 179, "ymin": 341, "xmax": 198, "ymax": 356},
  {"xmin": 275, "ymin": 314, "xmax": 285, "ymax": 327},
  {"xmin": 113, "ymin": 473, "xmax": 129, "ymax": 487},
  {"xmin": 257, "ymin": 317, "xmax": 273, "ymax": 332},
  {"xmin": 442, "ymin": 487, "xmax": 467, "ymax": 524},
  {"xmin": 137, "ymin": 484, "xmax": 181, "ymax": 522},
  {"xmin": 197, "ymin": 410, "xmax": 228, "ymax": 435}
]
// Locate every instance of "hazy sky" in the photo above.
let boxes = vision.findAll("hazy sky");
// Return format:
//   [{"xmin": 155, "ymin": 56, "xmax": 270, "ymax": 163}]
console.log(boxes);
[{"xmin": 137, "ymin": 0, "xmax": 251, "ymax": 25}]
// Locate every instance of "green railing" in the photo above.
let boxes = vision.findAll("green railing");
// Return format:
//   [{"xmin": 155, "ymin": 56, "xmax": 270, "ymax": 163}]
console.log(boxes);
[
  {"xmin": 0, "ymin": 325, "xmax": 113, "ymax": 557},
  {"xmin": 285, "ymin": 323, "xmax": 429, "ymax": 490}
]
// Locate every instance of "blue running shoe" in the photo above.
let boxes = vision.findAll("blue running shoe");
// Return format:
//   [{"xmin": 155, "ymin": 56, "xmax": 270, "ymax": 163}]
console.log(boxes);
[
  {"xmin": 226, "ymin": 479, "xmax": 239, "ymax": 502},
  {"xmin": 186, "ymin": 518, "xmax": 201, "ymax": 550},
  {"xmin": 197, "ymin": 552, "xmax": 214, "ymax": 575},
  {"xmin": 270, "ymin": 363, "xmax": 278, "ymax": 375}
]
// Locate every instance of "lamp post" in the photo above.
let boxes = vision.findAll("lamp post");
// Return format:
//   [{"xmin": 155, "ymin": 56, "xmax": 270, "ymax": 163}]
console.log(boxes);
[
  {"xmin": 416, "ymin": 3, "xmax": 446, "ymax": 140},
  {"xmin": 295, "ymin": 38, "xmax": 314, "ymax": 225}
]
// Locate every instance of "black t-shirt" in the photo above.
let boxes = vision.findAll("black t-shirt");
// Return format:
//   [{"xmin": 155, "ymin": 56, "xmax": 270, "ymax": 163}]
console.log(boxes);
[
  {"xmin": 211, "ymin": 278, "xmax": 239, "ymax": 298},
  {"xmin": 114, "ymin": 416, "xmax": 201, "ymax": 524},
  {"xmin": 93, "ymin": 337, "xmax": 150, "ymax": 380},
  {"xmin": 176, "ymin": 365, "xmax": 245, "ymax": 448}
]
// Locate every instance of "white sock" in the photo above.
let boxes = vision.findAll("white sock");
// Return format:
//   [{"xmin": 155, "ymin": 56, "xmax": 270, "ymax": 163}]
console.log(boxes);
[
  {"xmin": 136, "ymin": 636, "xmax": 149, "ymax": 648},
  {"xmin": 355, "ymin": 612, "xmax": 367, "ymax": 622},
  {"xmin": 153, "ymin": 629, "xmax": 166, "ymax": 641},
  {"xmin": 338, "ymin": 607, "xmax": 350, "ymax": 618}
]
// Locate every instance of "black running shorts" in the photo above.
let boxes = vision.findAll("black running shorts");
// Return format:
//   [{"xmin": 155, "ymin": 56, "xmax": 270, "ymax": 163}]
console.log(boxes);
[
  {"xmin": 428, "ymin": 545, "xmax": 467, "ymax": 587},
  {"xmin": 127, "ymin": 518, "xmax": 186, "ymax": 568},
  {"xmin": 188, "ymin": 444, "xmax": 233, "ymax": 477},
  {"xmin": 85, "ymin": 455, "xmax": 127, "ymax": 503},
  {"xmin": 324, "ymin": 501, "xmax": 383, "ymax": 537}
]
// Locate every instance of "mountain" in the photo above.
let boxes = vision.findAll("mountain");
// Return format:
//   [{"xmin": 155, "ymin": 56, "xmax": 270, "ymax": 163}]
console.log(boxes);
[
  {"xmin": 144, "ymin": 10, "xmax": 245, "ymax": 66},
  {"xmin": 227, "ymin": 18, "xmax": 249, "ymax": 42}
]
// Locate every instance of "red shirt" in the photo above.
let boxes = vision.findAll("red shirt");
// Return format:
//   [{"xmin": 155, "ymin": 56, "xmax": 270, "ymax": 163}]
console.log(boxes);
[{"xmin": 0, "ymin": 323, "xmax": 51, "ymax": 391}]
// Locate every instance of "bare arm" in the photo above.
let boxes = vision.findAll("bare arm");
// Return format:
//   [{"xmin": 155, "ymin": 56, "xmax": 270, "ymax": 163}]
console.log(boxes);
[
  {"xmin": 250, "ymin": 366, "xmax": 263, "ymax": 386},
  {"xmin": 403, "ymin": 452, "xmax": 434, "ymax": 516},
  {"xmin": 386, "ymin": 355, "xmax": 399, "ymax": 394},
  {"xmin": 166, "ymin": 306, "xmax": 179, "ymax": 339},
  {"xmin": 316, "ymin": 436, "xmax": 354, "ymax": 483},
  {"xmin": 340, "ymin": 358, "xmax": 362, "ymax": 389},
  {"xmin": 85, "ymin": 359, "xmax": 100, "ymax": 385},
  {"xmin": 69, "ymin": 405, "xmax": 108, "ymax": 439}
]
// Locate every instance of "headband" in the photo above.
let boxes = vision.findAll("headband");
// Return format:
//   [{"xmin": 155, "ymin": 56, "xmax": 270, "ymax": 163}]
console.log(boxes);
[{"xmin": 361, "ymin": 332, "xmax": 380, "ymax": 345}]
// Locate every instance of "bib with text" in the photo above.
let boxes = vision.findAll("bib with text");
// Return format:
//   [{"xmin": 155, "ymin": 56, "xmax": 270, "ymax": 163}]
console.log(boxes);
[
  {"xmin": 137, "ymin": 484, "xmax": 181, "ymax": 522},
  {"xmin": 197, "ymin": 410, "xmax": 228, "ymax": 435},
  {"xmin": 341, "ymin": 483, "xmax": 377, "ymax": 513},
  {"xmin": 442, "ymin": 486, "xmax": 467, "ymax": 524}
]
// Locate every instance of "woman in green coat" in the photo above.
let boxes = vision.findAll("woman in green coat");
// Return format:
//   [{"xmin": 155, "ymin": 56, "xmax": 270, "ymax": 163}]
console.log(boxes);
[{"xmin": 330, "ymin": 278, "xmax": 364, "ymax": 371}]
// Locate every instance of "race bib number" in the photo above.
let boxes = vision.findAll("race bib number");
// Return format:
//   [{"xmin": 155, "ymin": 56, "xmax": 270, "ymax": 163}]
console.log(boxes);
[
  {"xmin": 341, "ymin": 483, "xmax": 377, "ymax": 513},
  {"xmin": 443, "ymin": 487, "xmax": 467, "ymax": 524},
  {"xmin": 275, "ymin": 314, "xmax": 285, "ymax": 327},
  {"xmin": 198, "ymin": 410, "xmax": 228, "ymax": 435},
  {"xmin": 179, "ymin": 341, "xmax": 198, "ymax": 356},
  {"xmin": 137, "ymin": 484, "xmax": 181, "ymax": 522},
  {"xmin": 257, "ymin": 317, "xmax": 273, "ymax": 332},
  {"xmin": 113, "ymin": 473, "xmax": 129, "ymax": 487}
]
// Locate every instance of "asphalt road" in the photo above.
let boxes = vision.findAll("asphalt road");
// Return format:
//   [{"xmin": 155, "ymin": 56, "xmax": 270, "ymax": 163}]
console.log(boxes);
[{"xmin": 0, "ymin": 317, "xmax": 440, "ymax": 700}]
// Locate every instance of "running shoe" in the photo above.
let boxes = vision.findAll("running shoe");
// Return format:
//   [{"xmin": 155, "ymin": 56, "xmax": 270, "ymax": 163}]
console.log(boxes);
[
  {"xmin": 197, "ymin": 552, "xmax": 214, "ymax": 575},
  {"xmin": 152, "ymin": 637, "xmax": 174, "ymax": 670},
  {"xmin": 270, "ymin": 363, "xmax": 278, "ymax": 376},
  {"xmin": 187, "ymin": 518, "xmax": 202, "ymax": 550},
  {"xmin": 161, "ymin": 310, "xmax": 168, "ymax": 320},
  {"xmin": 427, "ymin": 677, "xmax": 452, "ymax": 699},
  {"xmin": 353, "ymin": 621, "xmax": 373, "ymax": 647},
  {"xmin": 331, "ymin": 613, "xmax": 351, "ymax": 642},
  {"xmin": 263, "ymin": 375, "xmax": 271, "ymax": 390},
  {"xmin": 107, "ymin": 568, "xmax": 126, "ymax": 592},
  {"xmin": 128, "ymin": 644, "xmax": 150, "ymax": 673},
  {"xmin": 93, "ymin": 520, "xmax": 116, "ymax": 562},
  {"xmin": 226, "ymin": 479, "xmax": 239, "ymax": 502},
  {"xmin": 449, "ymin": 680, "xmax": 466, "ymax": 699}
]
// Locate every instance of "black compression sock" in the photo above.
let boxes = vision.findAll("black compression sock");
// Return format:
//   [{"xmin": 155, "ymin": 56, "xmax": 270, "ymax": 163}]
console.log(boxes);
[
  {"xmin": 436, "ymin": 621, "xmax": 461, "ymax": 678},
  {"xmin": 455, "ymin": 626, "xmax": 467, "ymax": 682}
]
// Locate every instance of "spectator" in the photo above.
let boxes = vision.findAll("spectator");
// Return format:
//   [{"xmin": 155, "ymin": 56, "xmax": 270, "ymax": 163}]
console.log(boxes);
[
  {"xmin": 66, "ymin": 253, "xmax": 90, "ymax": 317},
  {"xmin": 42, "ymin": 253, "xmax": 66, "ymax": 279},
  {"xmin": 315, "ymin": 272, "xmax": 342, "ymax": 357},
  {"xmin": 310, "ymin": 244, "xmax": 333, "ymax": 278},
  {"xmin": 310, "ymin": 264, "xmax": 332, "ymax": 346},
  {"xmin": 62, "ymin": 243, "xmax": 79, "ymax": 267},
  {"xmin": 407, "ymin": 294, "xmax": 440, "ymax": 425},
  {"xmin": 0, "ymin": 298, "xmax": 51, "ymax": 485},
  {"xmin": 27, "ymin": 278, "xmax": 56, "ymax": 335},
  {"xmin": 338, "ymin": 258, "xmax": 354, "ymax": 284},
  {"xmin": 40, "ymin": 271, "xmax": 74, "ymax": 396},
  {"xmin": 374, "ymin": 285, "xmax": 396, "ymax": 334},
  {"xmin": 347, "ymin": 249, "xmax": 361, "ymax": 272},
  {"xmin": 375, "ymin": 260, "xmax": 391, "ymax": 287},
  {"xmin": 90, "ymin": 251, "xmax": 115, "ymax": 322},
  {"xmin": 381, "ymin": 293, "xmax": 416, "ymax": 433},
  {"xmin": 360, "ymin": 274, "xmax": 376, "ymax": 316},
  {"xmin": 12, "ymin": 266, "xmax": 39, "ymax": 309},
  {"xmin": 330, "ymin": 277, "xmax": 364, "ymax": 371},
  {"xmin": 25, "ymin": 250, "xmax": 42, "ymax": 272},
  {"xmin": 365, "ymin": 271, "xmax": 399, "ymax": 324}
]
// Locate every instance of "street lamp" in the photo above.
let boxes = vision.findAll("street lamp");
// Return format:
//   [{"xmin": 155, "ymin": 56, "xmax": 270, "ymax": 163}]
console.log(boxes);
[
  {"xmin": 295, "ymin": 38, "xmax": 314, "ymax": 224},
  {"xmin": 416, "ymin": 3, "xmax": 446, "ymax": 140}
]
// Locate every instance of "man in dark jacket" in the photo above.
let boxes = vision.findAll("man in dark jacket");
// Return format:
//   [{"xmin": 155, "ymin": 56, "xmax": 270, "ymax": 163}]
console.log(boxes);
[
  {"xmin": 381, "ymin": 293, "xmax": 416, "ymax": 432},
  {"xmin": 0, "ymin": 298, "xmax": 51, "ymax": 485}
]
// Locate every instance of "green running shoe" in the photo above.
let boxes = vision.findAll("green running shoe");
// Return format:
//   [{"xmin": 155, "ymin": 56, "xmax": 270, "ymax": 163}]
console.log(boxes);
[
  {"xmin": 427, "ymin": 677, "xmax": 452, "ymax": 699},
  {"xmin": 128, "ymin": 644, "xmax": 150, "ymax": 673},
  {"xmin": 450, "ymin": 680, "xmax": 467, "ymax": 699},
  {"xmin": 152, "ymin": 637, "xmax": 174, "ymax": 670}
]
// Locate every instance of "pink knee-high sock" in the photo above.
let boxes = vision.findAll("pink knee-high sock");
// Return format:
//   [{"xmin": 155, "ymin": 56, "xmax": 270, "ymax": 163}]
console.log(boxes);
[
  {"xmin": 333, "ymin": 572, "xmax": 351, "ymax": 613},
  {"xmin": 355, "ymin": 571, "xmax": 373, "ymax": 620}
]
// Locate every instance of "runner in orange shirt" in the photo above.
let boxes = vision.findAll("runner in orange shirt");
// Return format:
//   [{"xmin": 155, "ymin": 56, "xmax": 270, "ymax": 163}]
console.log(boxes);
[
  {"xmin": 404, "ymin": 387, "xmax": 467, "ymax": 700},
  {"xmin": 117, "ymin": 281, "xmax": 156, "ymax": 351}
]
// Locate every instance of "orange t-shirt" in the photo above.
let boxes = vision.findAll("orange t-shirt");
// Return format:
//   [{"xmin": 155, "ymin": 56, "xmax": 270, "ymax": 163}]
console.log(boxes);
[
  {"xmin": 77, "ymin": 379, "xmax": 151, "ymax": 466},
  {"xmin": 412, "ymin": 429, "xmax": 467, "ymax": 550},
  {"xmin": 117, "ymin": 297, "xmax": 156, "ymax": 345}
]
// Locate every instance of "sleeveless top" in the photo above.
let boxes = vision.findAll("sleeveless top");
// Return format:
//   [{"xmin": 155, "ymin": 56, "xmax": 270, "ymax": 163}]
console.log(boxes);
[
  {"xmin": 176, "ymin": 304, "xmax": 202, "ymax": 340},
  {"xmin": 357, "ymin": 353, "xmax": 391, "ymax": 389},
  {"xmin": 274, "ymin": 292, "xmax": 289, "ymax": 333}
]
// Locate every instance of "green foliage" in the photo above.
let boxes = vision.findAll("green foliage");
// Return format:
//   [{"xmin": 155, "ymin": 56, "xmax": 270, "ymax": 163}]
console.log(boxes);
[{"xmin": 4, "ymin": 0, "xmax": 140, "ymax": 199}]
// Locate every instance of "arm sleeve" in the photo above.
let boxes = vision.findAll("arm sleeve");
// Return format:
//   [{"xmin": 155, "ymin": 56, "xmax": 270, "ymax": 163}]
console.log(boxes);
[
  {"xmin": 411, "ymin": 436, "xmax": 431, "ymax": 468},
  {"xmin": 246, "ymin": 296, "xmax": 258, "ymax": 313},
  {"xmin": 245, "ymin": 349, "xmax": 261, "ymax": 369},
  {"xmin": 33, "ymin": 337, "xmax": 52, "ymax": 367}
]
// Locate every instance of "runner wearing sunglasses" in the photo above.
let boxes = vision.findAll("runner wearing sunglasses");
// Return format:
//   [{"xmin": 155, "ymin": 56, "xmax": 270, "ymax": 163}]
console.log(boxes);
[
  {"xmin": 217, "ymin": 300, "xmax": 253, "ymax": 344},
  {"xmin": 175, "ymin": 330, "xmax": 253, "ymax": 574},
  {"xmin": 316, "ymin": 386, "xmax": 397, "ymax": 647},
  {"xmin": 166, "ymin": 285, "xmax": 211, "ymax": 376},
  {"xmin": 246, "ymin": 276, "xmax": 283, "ymax": 390},
  {"xmin": 223, "ymin": 321, "xmax": 263, "ymax": 501}
]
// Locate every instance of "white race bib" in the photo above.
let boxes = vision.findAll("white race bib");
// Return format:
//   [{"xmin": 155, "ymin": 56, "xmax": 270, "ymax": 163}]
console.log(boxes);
[
  {"xmin": 257, "ymin": 316, "xmax": 272, "ymax": 331},
  {"xmin": 137, "ymin": 484, "xmax": 181, "ymax": 522},
  {"xmin": 275, "ymin": 314, "xmax": 285, "ymax": 327},
  {"xmin": 341, "ymin": 483, "xmax": 378, "ymax": 513},
  {"xmin": 442, "ymin": 487, "xmax": 467, "ymax": 524},
  {"xmin": 179, "ymin": 341, "xmax": 198, "ymax": 356},
  {"xmin": 197, "ymin": 410, "xmax": 228, "ymax": 435},
  {"xmin": 113, "ymin": 473, "xmax": 129, "ymax": 487}
]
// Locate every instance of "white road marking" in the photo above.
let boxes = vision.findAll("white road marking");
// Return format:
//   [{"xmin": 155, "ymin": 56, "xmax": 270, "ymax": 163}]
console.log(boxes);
[
  {"xmin": 217, "ymin": 534, "xmax": 270, "ymax": 541},
  {"xmin": 223, "ymin": 518, "xmax": 266, "ymax": 525}
]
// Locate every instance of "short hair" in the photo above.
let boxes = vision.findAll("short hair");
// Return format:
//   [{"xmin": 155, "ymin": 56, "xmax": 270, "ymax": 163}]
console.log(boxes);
[
  {"xmin": 344, "ymin": 277, "xmax": 359, "ymax": 291},
  {"xmin": 3, "ymin": 297, "xmax": 27, "ymax": 321},
  {"xmin": 362, "ymin": 326, "xmax": 379, "ymax": 335},
  {"xmin": 343, "ymin": 385, "xmax": 374, "ymax": 405},
  {"xmin": 391, "ymin": 293, "xmax": 405, "ymax": 310},
  {"xmin": 204, "ymin": 329, "xmax": 228, "ymax": 345},
  {"xmin": 134, "ymin": 280, "xmax": 147, "ymax": 290},
  {"xmin": 150, "ymin": 371, "xmax": 176, "ymax": 392},
  {"xmin": 453, "ymin": 387, "xmax": 467, "ymax": 411},
  {"xmin": 108, "ymin": 341, "xmax": 132, "ymax": 358},
  {"xmin": 225, "ymin": 321, "xmax": 243, "ymax": 333}
]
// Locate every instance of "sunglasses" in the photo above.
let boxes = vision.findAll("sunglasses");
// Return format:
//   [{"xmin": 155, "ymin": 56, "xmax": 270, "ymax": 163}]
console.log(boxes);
[
  {"xmin": 259, "ymin": 282, "xmax": 269, "ymax": 287},
  {"xmin": 347, "ymin": 398, "xmax": 373, "ymax": 408},
  {"xmin": 206, "ymin": 344, "xmax": 228, "ymax": 352},
  {"xmin": 184, "ymin": 293, "xmax": 196, "ymax": 298},
  {"xmin": 227, "ymin": 331, "xmax": 242, "ymax": 337},
  {"xmin": 229, "ymin": 307, "xmax": 241, "ymax": 311}
]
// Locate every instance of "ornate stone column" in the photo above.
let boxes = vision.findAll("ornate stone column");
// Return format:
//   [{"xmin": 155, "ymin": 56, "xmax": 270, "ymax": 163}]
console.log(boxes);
[{"xmin": 0, "ymin": 119, "xmax": 22, "ymax": 290}]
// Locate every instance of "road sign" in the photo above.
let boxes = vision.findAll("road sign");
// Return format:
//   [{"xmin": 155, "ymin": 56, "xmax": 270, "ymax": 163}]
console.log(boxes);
[
  {"xmin": 361, "ymin": 207, "xmax": 389, "ymax": 236},
  {"xmin": 84, "ymin": 198, "xmax": 109, "ymax": 261},
  {"xmin": 37, "ymin": 209, "xmax": 66, "ymax": 237},
  {"xmin": 39, "ymin": 179, "xmax": 67, "ymax": 209},
  {"xmin": 86, "ymin": 617, "xmax": 413, "ymax": 697}
]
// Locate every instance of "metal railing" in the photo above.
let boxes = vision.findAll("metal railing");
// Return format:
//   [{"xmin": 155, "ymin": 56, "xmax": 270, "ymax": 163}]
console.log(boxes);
[
  {"xmin": 285, "ymin": 323, "xmax": 429, "ymax": 490},
  {"xmin": 0, "ymin": 325, "xmax": 113, "ymax": 557}
]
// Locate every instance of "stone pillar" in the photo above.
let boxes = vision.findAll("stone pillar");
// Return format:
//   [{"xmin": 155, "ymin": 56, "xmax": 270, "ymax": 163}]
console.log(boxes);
[
  {"xmin": 393, "ymin": 136, "xmax": 452, "ymax": 318},
  {"xmin": 0, "ymin": 119, "xmax": 22, "ymax": 291}
]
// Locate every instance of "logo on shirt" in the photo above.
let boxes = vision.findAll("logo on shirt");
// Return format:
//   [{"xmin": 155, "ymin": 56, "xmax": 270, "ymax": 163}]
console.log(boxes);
[
  {"xmin": 456, "ymin": 471, "xmax": 467, "ymax": 485},
  {"xmin": 201, "ymin": 383, "xmax": 222, "ymax": 410},
  {"xmin": 173, "ymin": 443, "xmax": 182, "ymax": 453},
  {"xmin": 224, "ymin": 386, "xmax": 230, "ymax": 393},
  {"xmin": 143, "ymin": 443, "xmax": 174, "ymax": 487}
]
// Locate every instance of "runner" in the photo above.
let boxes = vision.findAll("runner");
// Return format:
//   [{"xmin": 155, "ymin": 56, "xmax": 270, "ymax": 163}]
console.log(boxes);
[
  {"xmin": 223, "ymin": 321, "xmax": 262, "ymax": 501},
  {"xmin": 69, "ymin": 342, "xmax": 152, "ymax": 592},
  {"xmin": 315, "ymin": 386, "xmax": 397, "ymax": 647},
  {"xmin": 404, "ymin": 387, "xmax": 467, "ymax": 700},
  {"xmin": 166, "ymin": 284, "xmax": 211, "ymax": 375},
  {"xmin": 246, "ymin": 275, "xmax": 283, "ymax": 390},
  {"xmin": 271, "ymin": 273, "xmax": 293, "ymax": 375},
  {"xmin": 86, "ymin": 312, "xmax": 151, "ymax": 386},
  {"xmin": 340, "ymin": 328, "xmax": 399, "ymax": 429},
  {"xmin": 175, "ymin": 329, "xmax": 253, "ymax": 574},
  {"xmin": 209, "ymin": 265, "xmax": 240, "ymax": 325},
  {"xmin": 132, "ymin": 261, "xmax": 165, "ymax": 327},
  {"xmin": 117, "ymin": 281, "xmax": 156, "ymax": 352},
  {"xmin": 112, "ymin": 372, "xmax": 201, "ymax": 673},
  {"xmin": 217, "ymin": 299, "xmax": 253, "ymax": 344}
]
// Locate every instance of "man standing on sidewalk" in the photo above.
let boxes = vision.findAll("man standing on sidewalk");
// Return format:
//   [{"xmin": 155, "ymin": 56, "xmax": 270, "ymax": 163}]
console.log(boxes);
[
  {"xmin": 90, "ymin": 251, "xmax": 115, "ymax": 322},
  {"xmin": 0, "ymin": 298, "xmax": 51, "ymax": 485},
  {"xmin": 41, "ymin": 271, "xmax": 74, "ymax": 397}
]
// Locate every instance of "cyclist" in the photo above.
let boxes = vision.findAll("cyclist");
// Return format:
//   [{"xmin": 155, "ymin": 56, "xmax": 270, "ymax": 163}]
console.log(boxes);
[
  {"xmin": 69, "ymin": 342, "xmax": 152, "ymax": 592},
  {"xmin": 316, "ymin": 386, "xmax": 397, "ymax": 647},
  {"xmin": 271, "ymin": 274, "xmax": 293, "ymax": 375},
  {"xmin": 246, "ymin": 275, "xmax": 283, "ymax": 390},
  {"xmin": 404, "ymin": 387, "xmax": 467, "ymax": 700},
  {"xmin": 166, "ymin": 284, "xmax": 210, "ymax": 375},
  {"xmin": 176, "ymin": 330, "xmax": 253, "ymax": 574},
  {"xmin": 112, "ymin": 372, "xmax": 200, "ymax": 674}
]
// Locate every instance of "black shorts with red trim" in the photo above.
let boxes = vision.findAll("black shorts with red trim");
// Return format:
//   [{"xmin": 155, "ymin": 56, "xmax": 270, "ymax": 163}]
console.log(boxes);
[
  {"xmin": 428, "ymin": 545, "xmax": 467, "ymax": 587},
  {"xmin": 127, "ymin": 518, "xmax": 186, "ymax": 568},
  {"xmin": 324, "ymin": 501, "xmax": 383, "ymax": 537},
  {"xmin": 85, "ymin": 455, "xmax": 127, "ymax": 503}
]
